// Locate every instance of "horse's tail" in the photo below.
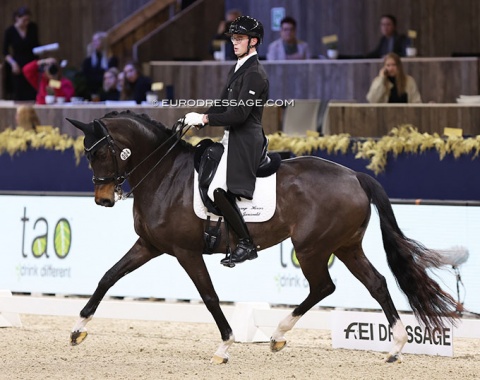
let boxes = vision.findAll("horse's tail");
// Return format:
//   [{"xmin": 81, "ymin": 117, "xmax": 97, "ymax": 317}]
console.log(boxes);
[{"xmin": 356, "ymin": 172, "xmax": 459, "ymax": 330}]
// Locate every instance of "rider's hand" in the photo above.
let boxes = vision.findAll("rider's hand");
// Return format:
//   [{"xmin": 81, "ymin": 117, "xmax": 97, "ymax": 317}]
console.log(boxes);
[{"xmin": 184, "ymin": 112, "xmax": 204, "ymax": 127}]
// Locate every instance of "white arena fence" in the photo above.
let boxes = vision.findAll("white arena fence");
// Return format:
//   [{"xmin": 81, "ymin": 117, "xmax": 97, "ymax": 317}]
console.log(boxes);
[{"xmin": 0, "ymin": 194, "xmax": 479, "ymax": 346}]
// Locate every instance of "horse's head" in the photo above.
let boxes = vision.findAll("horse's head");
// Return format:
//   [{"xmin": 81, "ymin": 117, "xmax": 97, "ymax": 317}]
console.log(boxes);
[{"xmin": 67, "ymin": 117, "xmax": 130, "ymax": 207}]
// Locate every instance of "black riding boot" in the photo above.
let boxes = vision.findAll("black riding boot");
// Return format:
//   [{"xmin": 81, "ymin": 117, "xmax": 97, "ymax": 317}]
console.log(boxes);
[{"xmin": 213, "ymin": 188, "xmax": 258, "ymax": 266}]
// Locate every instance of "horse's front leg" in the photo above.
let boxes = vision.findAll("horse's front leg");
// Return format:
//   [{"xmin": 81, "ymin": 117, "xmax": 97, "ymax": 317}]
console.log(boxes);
[
  {"xmin": 175, "ymin": 251, "xmax": 234, "ymax": 364},
  {"xmin": 71, "ymin": 238, "xmax": 158, "ymax": 345}
]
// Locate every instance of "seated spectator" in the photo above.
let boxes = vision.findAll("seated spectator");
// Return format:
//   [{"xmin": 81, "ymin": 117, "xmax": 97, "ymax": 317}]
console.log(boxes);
[
  {"xmin": 22, "ymin": 57, "xmax": 75, "ymax": 104},
  {"xmin": 209, "ymin": 8, "xmax": 242, "ymax": 61},
  {"xmin": 116, "ymin": 71, "xmax": 125, "ymax": 93},
  {"xmin": 15, "ymin": 105, "xmax": 40, "ymax": 131},
  {"xmin": 366, "ymin": 14, "xmax": 408, "ymax": 58},
  {"xmin": 81, "ymin": 31, "xmax": 118, "ymax": 100},
  {"xmin": 366, "ymin": 52, "xmax": 422, "ymax": 103},
  {"xmin": 267, "ymin": 16, "xmax": 310, "ymax": 60},
  {"xmin": 121, "ymin": 61, "xmax": 152, "ymax": 104},
  {"xmin": 99, "ymin": 67, "xmax": 120, "ymax": 101}
]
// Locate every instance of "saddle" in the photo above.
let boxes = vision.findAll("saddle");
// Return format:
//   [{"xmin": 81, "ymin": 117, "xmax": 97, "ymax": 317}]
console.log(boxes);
[{"xmin": 194, "ymin": 138, "xmax": 281, "ymax": 216}]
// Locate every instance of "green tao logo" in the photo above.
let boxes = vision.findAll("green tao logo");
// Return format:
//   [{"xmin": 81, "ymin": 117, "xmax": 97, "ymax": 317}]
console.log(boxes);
[{"xmin": 22, "ymin": 208, "xmax": 72, "ymax": 259}]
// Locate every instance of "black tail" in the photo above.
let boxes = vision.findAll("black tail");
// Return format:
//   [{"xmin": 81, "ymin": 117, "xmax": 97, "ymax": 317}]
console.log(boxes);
[{"xmin": 356, "ymin": 172, "xmax": 459, "ymax": 330}]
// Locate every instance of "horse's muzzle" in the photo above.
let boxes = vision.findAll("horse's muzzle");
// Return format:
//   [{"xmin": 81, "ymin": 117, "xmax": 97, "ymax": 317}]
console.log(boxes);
[{"xmin": 94, "ymin": 185, "xmax": 115, "ymax": 207}]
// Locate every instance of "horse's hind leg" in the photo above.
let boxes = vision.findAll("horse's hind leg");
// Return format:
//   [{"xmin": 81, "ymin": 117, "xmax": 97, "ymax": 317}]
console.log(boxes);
[
  {"xmin": 271, "ymin": 251, "xmax": 336, "ymax": 352},
  {"xmin": 71, "ymin": 238, "xmax": 158, "ymax": 345},
  {"xmin": 335, "ymin": 244, "xmax": 407, "ymax": 363}
]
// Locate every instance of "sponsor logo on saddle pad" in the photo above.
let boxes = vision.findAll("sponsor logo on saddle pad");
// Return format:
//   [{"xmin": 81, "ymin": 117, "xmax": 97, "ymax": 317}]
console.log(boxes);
[
  {"xmin": 193, "ymin": 171, "xmax": 276, "ymax": 222},
  {"xmin": 331, "ymin": 311, "xmax": 453, "ymax": 357}
]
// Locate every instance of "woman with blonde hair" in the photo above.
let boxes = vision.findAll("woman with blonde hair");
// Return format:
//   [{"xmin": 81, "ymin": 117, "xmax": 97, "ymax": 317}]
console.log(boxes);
[
  {"xmin": 366, "ymin": 52, "xmax": 422, "ymax": 103},
  {"xmin": 81, "ymin": 31, "xmax": 118, "ymax": 100},
  {"xmin": 15, "ymin": 105, "xmax": 41, "ymax": 131}
]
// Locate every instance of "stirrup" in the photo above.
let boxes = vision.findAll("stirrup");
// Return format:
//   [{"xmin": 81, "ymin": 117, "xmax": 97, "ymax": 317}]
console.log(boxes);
[{"xmin": 220, "ymin": 239, "xmax": 257, "ymax": 268}]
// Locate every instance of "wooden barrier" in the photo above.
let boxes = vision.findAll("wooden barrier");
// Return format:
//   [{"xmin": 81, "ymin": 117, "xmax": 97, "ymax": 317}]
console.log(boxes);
[
  {"xmin": 0, "ymin": 104, "xmax": 282, "ymax": 138},
  {"xmin": 150, "ymin": 57, "xmax": 480, "ymax": 105},
  {"xmin": 324, "ymin": 103, "xmax": 480, "ymax": 137}
]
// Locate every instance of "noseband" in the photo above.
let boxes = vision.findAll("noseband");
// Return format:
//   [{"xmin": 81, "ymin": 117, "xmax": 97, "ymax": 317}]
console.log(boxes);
[{"xmin": 86, "ymin": 118, "xmax": 190, "ymax": 200}]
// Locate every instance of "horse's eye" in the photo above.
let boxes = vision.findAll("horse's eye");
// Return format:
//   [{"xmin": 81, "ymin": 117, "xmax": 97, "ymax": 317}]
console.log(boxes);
[{"xmin": 94, "ymin": 149, "xmax": 108, "ymax": 160}]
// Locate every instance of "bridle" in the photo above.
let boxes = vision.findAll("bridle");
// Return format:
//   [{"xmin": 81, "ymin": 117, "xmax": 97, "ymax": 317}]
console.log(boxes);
[{"xmin": 87, "ymin": 118, "xmax": 191, "ymax": 200}]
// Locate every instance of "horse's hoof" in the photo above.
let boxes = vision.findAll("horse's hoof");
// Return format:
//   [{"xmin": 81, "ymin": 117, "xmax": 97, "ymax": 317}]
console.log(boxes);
[
  {"xmin": 210, "ymin": 354, "xmax": 228, "ymax": 364},
  {"xmin": 70, "ymin": 330, "xmax": 88, "ymax": 346},
  {"xmin": 270, "ymin": 339, "xmax": 287, "ymax": 352},
  {"xmin": 384, "ymin": 353, "xmax": 403, "ymax": 363}
]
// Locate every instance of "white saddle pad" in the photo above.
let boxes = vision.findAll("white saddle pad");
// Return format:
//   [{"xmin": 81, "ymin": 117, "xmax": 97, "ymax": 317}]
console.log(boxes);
[
  {"xmin": 193, "ymin": 130, "xmax": 276, "ymax": 222},
  {"xmin": 193, "ymin": 171, "xmax": 276, "ymax": 222}
]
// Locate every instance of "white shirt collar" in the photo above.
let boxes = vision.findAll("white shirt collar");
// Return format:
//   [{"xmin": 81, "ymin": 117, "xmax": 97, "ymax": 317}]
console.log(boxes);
[{"xmin": 235, "ymin": 51, "xmax": 257, "ymax": 72}]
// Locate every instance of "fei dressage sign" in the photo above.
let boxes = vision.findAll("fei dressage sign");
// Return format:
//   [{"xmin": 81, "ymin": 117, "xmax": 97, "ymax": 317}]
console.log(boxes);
[{"xmin": 331, "ymin": 311, "xmax": 453, "ymax": 356}]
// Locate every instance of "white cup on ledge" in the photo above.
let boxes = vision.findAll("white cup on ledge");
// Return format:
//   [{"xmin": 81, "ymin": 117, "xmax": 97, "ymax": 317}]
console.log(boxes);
[
  {"xmin": 56, "ymin": 96, "xmax": 66, "ymax": 104},
  {"xmin": 406, "ymin": 47, "xmax": 417, "ymax": 57},
  {"xmin": 45, "ymin": 95, "xmax": 55, "ymax": 104}
]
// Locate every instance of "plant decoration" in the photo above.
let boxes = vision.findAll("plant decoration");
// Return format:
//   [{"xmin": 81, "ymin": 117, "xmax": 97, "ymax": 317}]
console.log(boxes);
[
  {"xmin": 2, "ymin": 124, "xmax": 480, "ymax": 174},
  {"xmin": 354, "ymin": 125, "xmax": 480, "ymax": 174},
  {"xmin": 0, "ymin": 127, "xmax": 84, "ymax": 164},
  {"xmin": 407, "ymin": 29, "xmax": 417, "ymax": 48},
  {"xmin": 322, "ymin": 34, "xmax": 338, "ymax": 50}
]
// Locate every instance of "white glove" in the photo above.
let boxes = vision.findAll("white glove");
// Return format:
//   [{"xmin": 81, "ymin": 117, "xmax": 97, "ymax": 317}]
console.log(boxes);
[{"xmin": 184, "ymin": 112, "xmax": 204, "ymax": 127}]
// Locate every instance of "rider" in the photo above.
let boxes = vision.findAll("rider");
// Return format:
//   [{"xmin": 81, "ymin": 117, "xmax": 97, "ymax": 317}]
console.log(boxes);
[{"xmin": 183, "ymin": 16, "xmax": 269, "ymax": 266}]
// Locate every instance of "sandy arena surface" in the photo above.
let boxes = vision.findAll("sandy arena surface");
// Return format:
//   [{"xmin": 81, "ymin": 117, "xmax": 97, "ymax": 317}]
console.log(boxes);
[{"xmin": 1, "ymin": 313, "xmax": 479, "ymax": 379}]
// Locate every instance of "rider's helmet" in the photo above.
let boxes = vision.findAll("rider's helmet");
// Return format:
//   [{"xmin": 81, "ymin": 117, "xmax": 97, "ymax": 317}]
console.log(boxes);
[{"xmin": 226, "ymin": 16, "xmax": 264, "ymax": 45}]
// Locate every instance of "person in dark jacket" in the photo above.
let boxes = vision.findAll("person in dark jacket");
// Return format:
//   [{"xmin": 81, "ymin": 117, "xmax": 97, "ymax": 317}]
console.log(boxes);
[
  {"xmin": 2, "ymin": 6, "xmax": 39, "ymax": 100},
  {"xmin": 366, "ymin": 14, "xmax": 408, "ymax": 58},
  {"xmin": 183, "ymin": 16, "xmax": 269, "ymax": 266},
  {"xmin": 121, "ymin": 60, "xmax": 152, "ymax": 104},
  {"xmin": 81, "ymin": 31, "xmax": 118, "ymax": 100}
]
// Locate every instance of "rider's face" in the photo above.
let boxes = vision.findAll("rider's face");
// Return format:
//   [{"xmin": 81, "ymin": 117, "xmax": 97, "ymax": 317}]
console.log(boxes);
[{"xmin": 231, "ymin": 34, "xmax": 249, "ymax": 57}]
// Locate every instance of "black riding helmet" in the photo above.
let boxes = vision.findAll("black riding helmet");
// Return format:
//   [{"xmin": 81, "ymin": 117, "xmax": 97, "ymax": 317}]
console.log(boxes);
[{"xmin": 226, "ymin": 16, "xmax": 264, "ymax": 46}]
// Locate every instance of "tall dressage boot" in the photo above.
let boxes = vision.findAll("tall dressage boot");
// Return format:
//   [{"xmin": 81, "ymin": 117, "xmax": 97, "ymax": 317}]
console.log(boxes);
[{"xmin": 213, "ymin": 188, "xmax": 258, "ymax": 266}]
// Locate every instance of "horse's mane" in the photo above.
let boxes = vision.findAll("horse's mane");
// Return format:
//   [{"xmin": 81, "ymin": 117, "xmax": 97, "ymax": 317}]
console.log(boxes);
[{"xmin": 102, "ymin": 110, "xmax": 194, "ymax": 151}]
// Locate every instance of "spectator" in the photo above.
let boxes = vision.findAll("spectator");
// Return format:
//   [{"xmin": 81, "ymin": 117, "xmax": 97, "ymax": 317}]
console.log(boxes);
[
  {"xmin": 81, "ymin": 31, "xmax": 118, "ymax": 100},
  {"xmin": 267, "ymin": 16, "xmax": 310, "ymax": 60},
  {"xmin": 22, "ymin": 57, "xmax": 75, "ymax": 104},
  {"xmin": 99, "ymin": 67, "xmax": 120, "ymax": 101},
  {"xmin": 209, "ymin": 9, "xmax": 242, "ymax": 61},
  {"xmin": 2, "ymin": 6, "xmax": 40, "ymax": 100},
  {"xmin": 366, "ymin": 52, "xmax": 422, "ymax": 103},
  {"xmin": 366, "ymin": 14, "xmax": 408, "ymax": 58},
  {"xmin": 121, "ymin": 61, "xmax": 152, "ymax": 104},
  {"xmin": 116, "ymin": 71, "xmax": 124, "ymax": 93},
  {"xmin": 15, "ymin": 105, "xmax": 40, "ymax": 131}
]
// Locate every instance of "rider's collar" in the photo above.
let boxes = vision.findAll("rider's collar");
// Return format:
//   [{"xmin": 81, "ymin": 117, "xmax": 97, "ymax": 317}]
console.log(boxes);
[{"xmin": 235, "ymin": 51, "xmax": 257, "ymax": 72}]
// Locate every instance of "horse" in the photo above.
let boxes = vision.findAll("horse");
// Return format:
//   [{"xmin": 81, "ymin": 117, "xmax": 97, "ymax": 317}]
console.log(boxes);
[{"xmin": 66, "ymin": 111, "xmax": 458, "ymax": 364}]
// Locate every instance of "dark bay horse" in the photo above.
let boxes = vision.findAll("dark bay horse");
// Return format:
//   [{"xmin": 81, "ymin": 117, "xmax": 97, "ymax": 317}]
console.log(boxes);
[{"xmin": 66, "ymin": 111, "xmax": 458, "ymax": 364}]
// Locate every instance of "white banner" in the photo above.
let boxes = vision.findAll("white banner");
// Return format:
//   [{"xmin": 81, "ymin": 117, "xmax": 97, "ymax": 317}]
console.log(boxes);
[
  {"xmin": 0, "ymin": 195, "xmax": 479, "ymax": 314},
  {"xmin": 331, "ymin": 311, "xmax": 453, "ymax": 356}
]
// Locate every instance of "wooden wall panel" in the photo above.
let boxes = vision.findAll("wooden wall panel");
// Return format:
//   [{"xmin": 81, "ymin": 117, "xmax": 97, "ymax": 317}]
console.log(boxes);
[
  {"xmin": 325, "ymin": 103, "xmax": 480, "ymax": 137},
  {"xmin": 226, "ymin": 0, "xmax": 480, "ymax": 59},
  {"xmin": 150, "ymin": 58, "xmax": 479, "ymax": 104}
]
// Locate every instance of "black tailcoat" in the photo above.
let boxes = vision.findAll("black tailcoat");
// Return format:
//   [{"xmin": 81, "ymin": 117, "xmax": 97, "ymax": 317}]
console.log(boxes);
[{"xmin": 207, "ymin": 55, "xmax": 269, "ymax": 199}]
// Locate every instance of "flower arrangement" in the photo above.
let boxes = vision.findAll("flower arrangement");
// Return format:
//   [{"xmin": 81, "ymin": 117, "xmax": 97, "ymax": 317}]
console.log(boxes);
[
  {"xmin": 2, "ymin": 124, "xmax": 480, "ymax": 174},
  {"xmin": 407, "ymin": 29, "xmax": 417, "ymax": 48},
  {"xmin": 322, "ymin": 34, "xmax": 338, "ymax": 50}
]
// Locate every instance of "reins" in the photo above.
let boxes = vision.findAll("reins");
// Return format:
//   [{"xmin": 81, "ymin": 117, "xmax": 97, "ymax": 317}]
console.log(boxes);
[{"xmin": 94, "ymin": 118, "xmax": 191, "ymax": 200}]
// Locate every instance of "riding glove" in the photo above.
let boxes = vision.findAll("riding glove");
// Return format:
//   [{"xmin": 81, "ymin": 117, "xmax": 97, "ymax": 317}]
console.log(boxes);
[{"xmin": 184, "ymin": 112, "xmax": 204, "ymax": 127}]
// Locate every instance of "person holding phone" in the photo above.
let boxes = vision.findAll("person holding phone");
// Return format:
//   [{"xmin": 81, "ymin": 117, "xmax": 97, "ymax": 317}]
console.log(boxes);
[{"xmin": 366, "ymin": 52, "xmax": 422, "ymax": 103}]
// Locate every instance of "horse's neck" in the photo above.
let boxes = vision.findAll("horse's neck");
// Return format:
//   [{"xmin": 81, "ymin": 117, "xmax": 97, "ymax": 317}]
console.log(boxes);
[{"xmin": 128, "ymin": 147, "xmax": 193, "ymax": 197}]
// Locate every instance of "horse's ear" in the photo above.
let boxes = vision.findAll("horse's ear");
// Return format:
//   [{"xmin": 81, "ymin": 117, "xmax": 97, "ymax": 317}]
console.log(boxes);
[
  {"xmin": 93, "ymin": 119, "xmax": 108, "ymax": 136},
  {"xmin": 66, "ymin": 118, "xmax": 93, "ymax": 134}
]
